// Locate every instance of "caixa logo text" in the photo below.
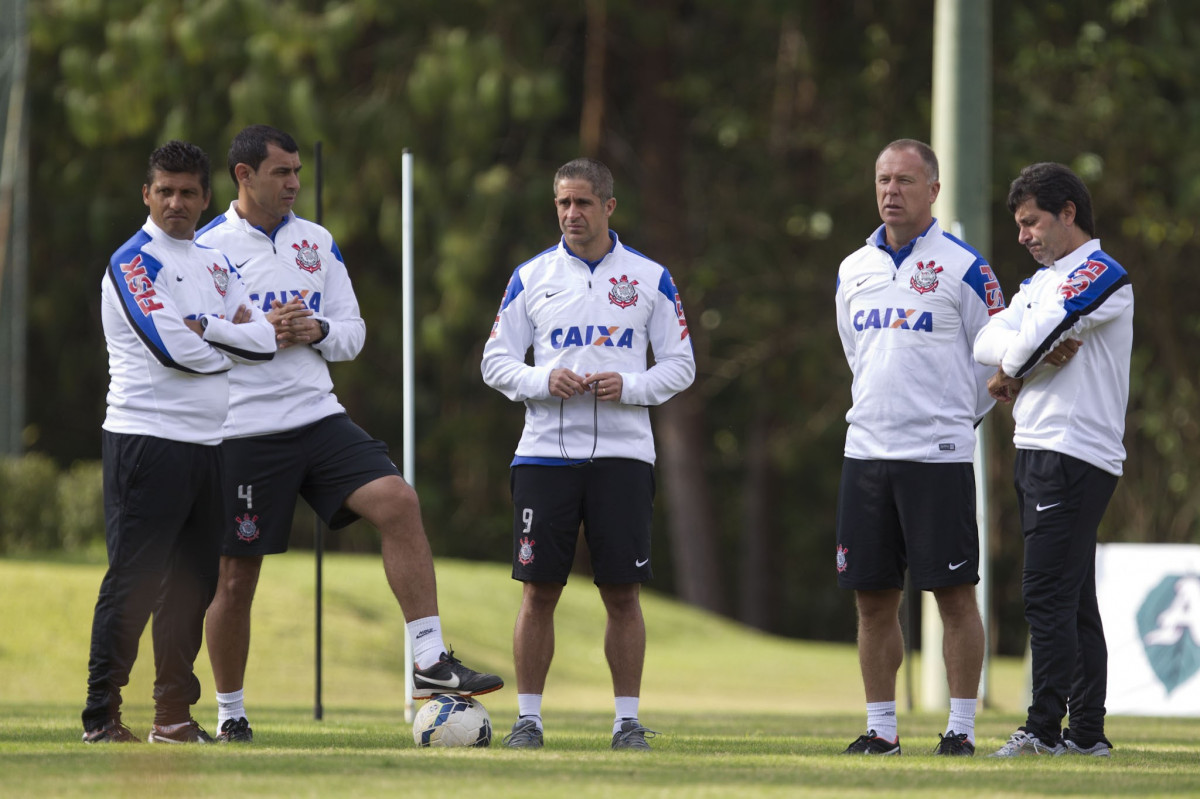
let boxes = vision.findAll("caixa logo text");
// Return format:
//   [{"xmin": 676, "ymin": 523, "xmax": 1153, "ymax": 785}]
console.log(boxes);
[
  {"xmin": 551, "ymin": 325, "xmax": 635, "ymax": 349},
  {"xmin": 853, "ymin": 308, "xmax": 934, "ymax": 332},
  {"xmin": 250, "ymin": 289, "xmax": 322, "ymax": 313}
]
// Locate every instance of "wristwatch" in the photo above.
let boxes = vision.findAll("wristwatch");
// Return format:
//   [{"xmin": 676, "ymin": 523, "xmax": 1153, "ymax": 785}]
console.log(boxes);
[
  {"xmin": 316, "ymin": 319, "xmax": 330, "ymax": 342},
  {"xmin": 200, "ymin": 315, "xmax": 210, "ymax": 332}
]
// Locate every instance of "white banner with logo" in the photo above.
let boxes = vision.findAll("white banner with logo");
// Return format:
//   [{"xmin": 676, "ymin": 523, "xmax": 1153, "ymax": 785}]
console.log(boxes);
[{"xmin": 1097, "ymin": 543, "xmax": 1200, "ymax": 716}]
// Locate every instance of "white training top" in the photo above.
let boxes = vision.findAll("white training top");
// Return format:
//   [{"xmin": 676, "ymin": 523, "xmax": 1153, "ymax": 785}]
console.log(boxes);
[
  {"xmin": 974, "ymin": 239, "xmax": 1133, "ymax": 475},
  {"xmin": 101, "ymin": 217, "xmax": 276, "ymax": 445},
  {"xmin": 835, "ymin": 220, "xmax": 1006, "ymax": 463},
  {"xmin": 481, "ymin": 231, "xmax": 695, "ymax": 466},
  {"xmin": 197, "ymin": 202, "xmax": 367, "ymax": 438}
]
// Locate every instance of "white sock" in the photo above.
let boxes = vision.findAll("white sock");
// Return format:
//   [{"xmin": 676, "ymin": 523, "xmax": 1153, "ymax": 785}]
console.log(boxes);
[
  {"xmin": 407, "ymin": 616, "xmax": 446, "ymax": 670},
  {"xmin": 216, "ymin": 689, "xmax": 246, "ymax": 727},
  {"xmin": 517, "ymin": 694, "xmax": 543, "ymax": 729},
  {"xmin": 613, "ymin": 696, "xmax": 640, "ymax": 733},
  {"xmin": 946, "ymin": 697, "xmax": 977, "ymax": 743},
  {"xmin": 866, "ymin": 701, "xmax": 898, "ymax": 742}
]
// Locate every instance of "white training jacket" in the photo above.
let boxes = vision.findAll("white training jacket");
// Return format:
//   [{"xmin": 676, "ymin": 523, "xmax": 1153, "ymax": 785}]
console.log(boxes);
[
  {"xmin": 197, "ymin": 202, "xmax": 367, "ymax": 438},
  {"xmin": 481, "ymin": 231, "xmax": 695, "ymax": 466},
  {"xmin": 101, "ymin": 217, "xmax": 276, "ymax": 445},
  {"xmin": 973, "ymin": 239, "xmax": 1133, "ymax": 476},
  {"xmin": 836, "ymin": 220, "xmax": 1006, "ymax": 463}
]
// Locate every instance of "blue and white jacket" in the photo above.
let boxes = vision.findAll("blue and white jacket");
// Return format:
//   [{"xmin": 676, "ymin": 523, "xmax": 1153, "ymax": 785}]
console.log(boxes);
[
  {"xmin": 836, "ymin": 220, "xmax": 1006, "ymax": 463},
  {"xmin": 101, "ymin": 217, "xmax": 275, "ymax": 445},
  {"xmin": 974, "ymin": 239, "xmax": 1133, "ymax": 475},
  {"xmin": 482, "ymin": 231, "xmax": 695, "ymax": 466}
]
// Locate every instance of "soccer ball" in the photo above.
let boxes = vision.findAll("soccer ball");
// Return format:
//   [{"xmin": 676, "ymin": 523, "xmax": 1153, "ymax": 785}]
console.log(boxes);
[{"xmin": 412, "ymin": 695, "xmax": 492, "ymax": 748}]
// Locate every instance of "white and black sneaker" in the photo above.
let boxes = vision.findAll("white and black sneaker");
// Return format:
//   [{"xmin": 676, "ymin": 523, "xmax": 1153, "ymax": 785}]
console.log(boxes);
[
  {"xmin": 988, "ymin": 728, "xmax": 1064, "ymax": 757},
  {"xmin": 147, "ymin": 719, "xmax": 214, "ymax": 744},
  {"xmin": 411, "ymin": 649, "xmax": 504, "ymax": 699},
  {"xmin": 1062, "ymin": 728, "xmax": 1112, "ymax": 757},
  {"xmin": 216, "ymin": 717, "xmax": 253, "ymax": 743}
]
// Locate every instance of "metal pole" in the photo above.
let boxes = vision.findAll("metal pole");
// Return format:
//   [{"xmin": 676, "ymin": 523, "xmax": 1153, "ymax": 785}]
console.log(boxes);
[
  {"xmin": 313, "ymin": 140, "xmax": 325, "ymax": 722},
  {"xmin": 926, "ymin": 0, "xmax": 993, "ymax": 710},
  {"xmin": 0, "ymin": 0, "xmax": 28, "ymax": 455},
  {"xmin": 402, "ymin": 149, "xmax": 416, "ymax": 722}
]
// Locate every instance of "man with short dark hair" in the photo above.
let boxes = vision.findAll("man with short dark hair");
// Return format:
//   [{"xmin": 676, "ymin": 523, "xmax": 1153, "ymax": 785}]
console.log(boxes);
[
  {"xmin": 482, "ymin": 158, "xmax": 694, "ymax": 750},
  {"xmin": 976, "ymin": 162, "xmax": 1133, "ymax": 758},
  {"xmin": 198, "ymin": 124, "xmax": 501, "ymax": 744},
  {"xmin": 83, "ymin": 140, "xmax": 276, "ymax": 744},
  {"xmin": 834, "ymin": 139, "xmax": 1006, "ymax": 756}
]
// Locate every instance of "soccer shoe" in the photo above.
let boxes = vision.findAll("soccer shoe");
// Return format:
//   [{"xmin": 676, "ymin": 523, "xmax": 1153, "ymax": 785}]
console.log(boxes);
[
  {"xmin": 215, "ymin": 717, "xmax": 253, "ymax": 743},
  {"xmin": 841, "ymin": 730, "xmax": 901, "ymax": 755},
  {"xmin": 1062, "ymin": 729, "xmax": 1112, "ymax": 757},
  {"xmin": 411, "ymin": 649, "xmax": 504, "ymax": 699},
  {"xmin": 987, "ymin": 728, "xmax": 1064, "ymax": 757},
  {"xmin": 611, "ymin": 719, "xmax": 658, "ymax": 751},
  {"xmin": 146, "ymin": 719, "xmax": 214, "ymax": 744},
  {"xmin": 82, "ymin": 718, "xmax": 140, "ymax": 743},
  {"xmin": 501, "ymin": 717, "xmax": 544, "ymax": 749},
  {"xmin": 933, "ymin": 731, "xmax": 975, "ymax": 756}
]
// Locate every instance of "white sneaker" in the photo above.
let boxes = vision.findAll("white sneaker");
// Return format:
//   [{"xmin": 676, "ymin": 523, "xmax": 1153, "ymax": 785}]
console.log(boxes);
[{"xmin": 988, "ymin": 729, "xmax": 1064, "ymax": 757}]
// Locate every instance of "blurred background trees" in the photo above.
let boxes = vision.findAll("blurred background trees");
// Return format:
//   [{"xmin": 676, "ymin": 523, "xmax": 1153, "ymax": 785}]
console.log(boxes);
[{"xmin": 4, "ymin": 0, "xmax": 1197, "ymax": 654}]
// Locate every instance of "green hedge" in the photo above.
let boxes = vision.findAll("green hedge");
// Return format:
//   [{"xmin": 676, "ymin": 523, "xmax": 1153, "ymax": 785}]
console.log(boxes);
[{"xmin": 0, "ymin": 455, "xmax": 104, "ymax": 556}]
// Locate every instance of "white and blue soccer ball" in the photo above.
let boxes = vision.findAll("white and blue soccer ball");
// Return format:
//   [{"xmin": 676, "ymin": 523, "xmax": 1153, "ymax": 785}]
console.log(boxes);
[{"xmin": 412, "ymin": 695, "xmax": 492, "ymax": 748}]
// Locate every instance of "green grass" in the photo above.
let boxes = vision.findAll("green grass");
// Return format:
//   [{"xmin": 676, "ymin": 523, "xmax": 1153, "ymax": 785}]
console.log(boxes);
[{"xmin": 2, "ymin": 554, "xmax": 1199, "ymax": 797}]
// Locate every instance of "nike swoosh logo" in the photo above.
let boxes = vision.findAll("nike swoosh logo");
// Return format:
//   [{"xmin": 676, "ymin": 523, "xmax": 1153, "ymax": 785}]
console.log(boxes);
[
  {"xmin": 545, "ymin": 289, "xmax": 565, "ymax": 298},
  {"xmin": 1036, "ymin": 502, "xmax": 1061, "ymax": 512},
  {"xmin": 417, "ymin": 673, "xmax": 460, "ymax": 688},
  {"xmin": 856, "ymin": 278, "xmax": 869, "ymax": 287},
  {"xmin": 635, "ymin": 558, "xmax": 649, "ymax": 568},
  {"xmin": 948, "ymin": 561, "xmax": 968, "ymax": 570},
  {"xmin": 235, "ymin": 260, "xmax": 250, "ymax": 271}
]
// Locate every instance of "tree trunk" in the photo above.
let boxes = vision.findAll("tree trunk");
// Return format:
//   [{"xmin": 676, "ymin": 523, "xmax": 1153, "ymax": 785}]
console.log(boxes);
[
  {"xmin": 632, "ymin": 11, "xmax": 728, "ymax": 616},
  {"xmin": 738, "ymin": 401, "xmax": 774, "ymax": 629}
]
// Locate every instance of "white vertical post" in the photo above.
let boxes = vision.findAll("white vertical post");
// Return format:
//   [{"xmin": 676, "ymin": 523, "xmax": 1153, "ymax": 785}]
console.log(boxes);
[
  {"xmin": 926, "ymin": 0, "xmax": 992, "ymax": 710},
  {"xmin": 402, "ymin": 149, "xmax": 416, "ymax": 722}
]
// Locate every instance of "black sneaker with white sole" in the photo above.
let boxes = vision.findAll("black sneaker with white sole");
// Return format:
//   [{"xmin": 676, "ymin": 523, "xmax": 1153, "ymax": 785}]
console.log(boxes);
[
  {"xmin": 146, "ymin": 719, "xmax": 214, "ymax": 744},
  {"xmin": 216, "ymin": 717, "xmax": 253, "ymax": 743},
  {"xmin": 82, "ymin": 718, "xmax": 140, "ymax": 743},
  {"xmin": 841, "ymin": 729, "xmax": 901, "ymax": 755},
  {"xmin": 411, "ymin": 649, "xmax": 504, "ymax": 699},
  {"xmin": 934, "ymin": 731, "xmax": 975, "ymax": 756}
]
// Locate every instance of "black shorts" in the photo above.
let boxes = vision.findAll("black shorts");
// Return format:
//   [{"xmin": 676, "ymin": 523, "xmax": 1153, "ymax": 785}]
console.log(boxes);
[
  {"xmin": 835, "ymin": 457, "xmax": 979, "ymax": 591},
  {"xmin": 510, "ymin": 459, "xmax": 655, "ymax": 585},
  {"xmin": 220, "ymin": 414, "xmax": 401, "ymax": 556}
]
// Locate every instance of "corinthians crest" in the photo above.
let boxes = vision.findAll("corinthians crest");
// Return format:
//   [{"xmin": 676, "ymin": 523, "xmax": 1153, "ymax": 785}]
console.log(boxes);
[
  {"xmin": 608, "ymin": 274, "xmax": 639, "ymax": 308},
  {"xmin": 518, "ymin": 536, "xmax": 536, "ymax": 565},
  {"xmin": 234, "ymin": 513, "xmax": 260, "ymax": 543},
  {"xmin": 910, "ymin": 259, "xmax": 943, "ymax": 294},
  {"xmin": 293, "ymin": 239, "xmax": 323, "ymax": 274},
  {"xmin": 207, "ymin": 262, "xmax": 229, "ymax": 296}
]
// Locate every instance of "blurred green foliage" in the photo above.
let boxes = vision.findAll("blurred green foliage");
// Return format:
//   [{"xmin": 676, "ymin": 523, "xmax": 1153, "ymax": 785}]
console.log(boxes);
[{"xmin": 12, "ymin": 0, "xmax": 1200, "ymax": 652}]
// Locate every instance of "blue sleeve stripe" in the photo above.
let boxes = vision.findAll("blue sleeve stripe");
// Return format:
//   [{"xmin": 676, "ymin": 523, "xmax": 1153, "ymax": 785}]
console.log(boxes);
[
  {"xmin": 960, "ymin": 257, "xmax": 991, "ymax": 304},
  {"xmin": 499, "ymin": 267, "xmax": 525, "ymax": 312},
  {"xmin": 331, "ymin": 239, "xmax": 344, "ymax": 263},
  {"xmin": 195, "ymin": 212, "xmax": 227, "ymax": 238},
  {"xmin": 657, "ymin": 267, "xmax": 678, "ymax": 300},
  {"xmin": 1012, "ymin": 269, "xmax": 1130, "ymax": 379},
  {"xmin": 107, "ymin": 260, "xmax": 202, "ymax": 374}
]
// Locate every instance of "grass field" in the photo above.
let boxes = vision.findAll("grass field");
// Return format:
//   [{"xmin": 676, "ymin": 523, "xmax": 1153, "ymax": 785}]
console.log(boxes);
[{"xmin": 2, "ymin": 553, "xmax": 1199, "ymax": 797}]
